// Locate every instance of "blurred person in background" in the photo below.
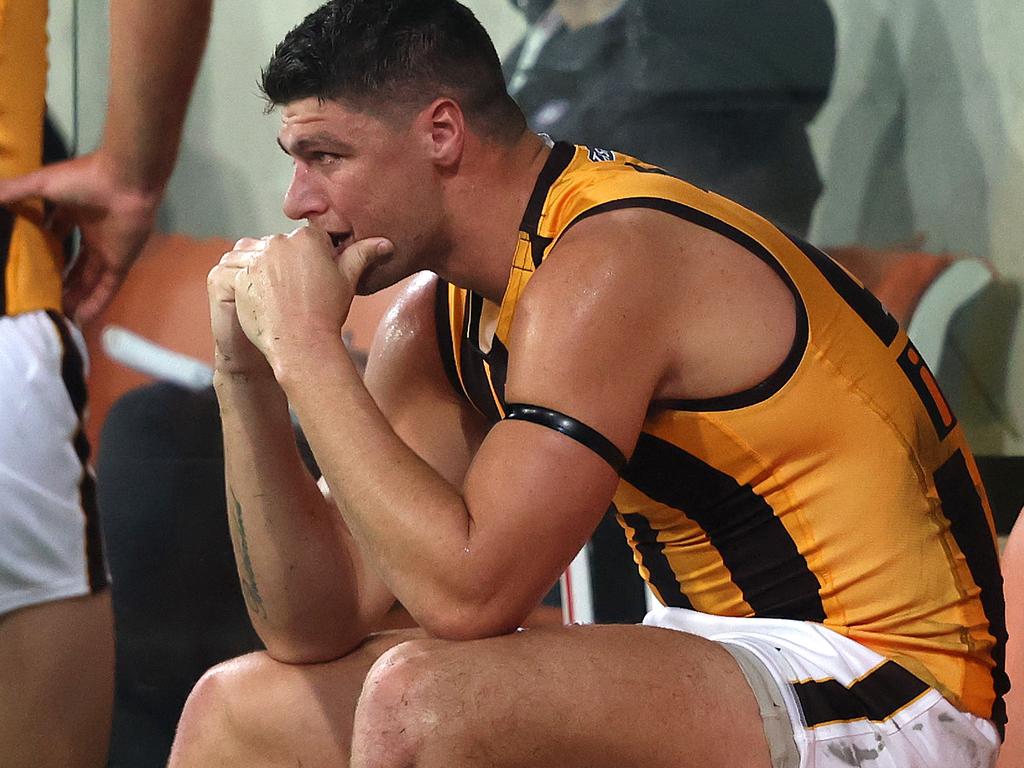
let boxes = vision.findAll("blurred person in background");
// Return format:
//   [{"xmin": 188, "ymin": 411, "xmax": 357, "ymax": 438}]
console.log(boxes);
[
  {"xmin": 504, "ymin": 0, "xmax": 835, "ymax": 237},
  {"xmin": 0, "ymin": 2, "xmax": 212, "ymax": 765}
]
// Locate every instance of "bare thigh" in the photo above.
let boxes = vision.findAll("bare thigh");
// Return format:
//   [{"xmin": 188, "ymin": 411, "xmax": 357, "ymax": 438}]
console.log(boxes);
[
  {"xmin": 172, "ymin": 624, "xmax": 771, "ymax": 768},
  {"xmin": 0, "ymin": 590, "xmax": 115, "ymax": 768}
]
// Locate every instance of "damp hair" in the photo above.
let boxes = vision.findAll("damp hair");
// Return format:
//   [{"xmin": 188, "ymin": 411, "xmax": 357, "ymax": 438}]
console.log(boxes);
[{"xmin": 261, "ymin": 0, "xmax": 526, "ymax": 142}]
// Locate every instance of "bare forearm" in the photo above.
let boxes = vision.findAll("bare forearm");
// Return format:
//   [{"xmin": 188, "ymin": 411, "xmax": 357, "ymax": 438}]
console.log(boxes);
[
  {"xmin": 215, "ymin": 371, "xmax": 372, "ymax": 660},
  {"xmin": 103, "ymin": 0, "xmax": 212, "ymax": 193},
  {"xmin": 277, "ymin": 343, "xmax": 507, "ymax": 637}
]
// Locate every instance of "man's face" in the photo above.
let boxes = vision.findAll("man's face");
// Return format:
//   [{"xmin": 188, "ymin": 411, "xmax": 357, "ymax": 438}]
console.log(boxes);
[{"xmin": 278, "ymin": 97, "xmax": 443, "ymax": 293}]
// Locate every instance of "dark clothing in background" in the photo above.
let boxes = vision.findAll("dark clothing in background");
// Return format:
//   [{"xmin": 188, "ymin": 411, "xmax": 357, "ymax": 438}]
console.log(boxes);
[{"xmin": 505, "ymin": 0, "xmax": 836, "ymax": 235}]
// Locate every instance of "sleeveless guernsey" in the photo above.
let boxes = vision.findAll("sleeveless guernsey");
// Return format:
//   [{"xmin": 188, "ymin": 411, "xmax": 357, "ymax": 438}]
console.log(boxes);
[{"xmin": 436, "ymin": 141, "xmax": 1007, "ymax": 732}]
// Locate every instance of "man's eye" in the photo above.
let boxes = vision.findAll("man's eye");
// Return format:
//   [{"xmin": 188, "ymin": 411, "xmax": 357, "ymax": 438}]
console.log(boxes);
[{"xmin": 314, "ymin": 153, "xmax": 341, "ymax": 165}]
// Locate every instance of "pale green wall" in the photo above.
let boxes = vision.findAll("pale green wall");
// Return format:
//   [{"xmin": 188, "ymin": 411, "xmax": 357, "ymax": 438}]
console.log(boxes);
[
  {"xmin": 809, "ymin": 0, "xmax": 1023, "ymax": 454},
  {"xmin": 45, "ymin": 1, "xmax": 525, "ymax": 239},
  {"xmin": 47, "ymin": 0, "xmax": 1021, "ymax": 454}
]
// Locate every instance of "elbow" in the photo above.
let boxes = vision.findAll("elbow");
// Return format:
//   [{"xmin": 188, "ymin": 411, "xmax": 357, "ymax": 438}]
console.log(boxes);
[
  {"xmin": 414, "ymin": 598, "xmax": 527, "ymax": 641},
  {"xmin": 256, "ymin": 626, "xmax": 367, "ymax": 666}
]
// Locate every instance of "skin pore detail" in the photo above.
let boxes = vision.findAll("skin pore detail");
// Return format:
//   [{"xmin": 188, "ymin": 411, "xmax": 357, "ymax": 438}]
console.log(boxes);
[{"xmin": 230, "ymin": 486, "xmax": 268, "ymax": 621}]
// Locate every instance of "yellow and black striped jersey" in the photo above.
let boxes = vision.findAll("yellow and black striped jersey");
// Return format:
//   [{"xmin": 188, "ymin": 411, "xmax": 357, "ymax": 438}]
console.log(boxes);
[
  {"xmin": 0, "ymin": 0, "xmax": 64, "ymax": 316},
  {"xmin": 436, "ymin": 141, "xmax": 1007, "ymax": 732}
]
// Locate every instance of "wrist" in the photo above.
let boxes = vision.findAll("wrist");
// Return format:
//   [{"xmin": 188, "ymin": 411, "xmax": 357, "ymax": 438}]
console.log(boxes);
[
  {"xmin": 212, "ymin": 343, "xmax": 275, "ymax": 379},
  {"xmin": 212, "ymin": 366, "xmax": 279, "ymax": 389},
  {"xmin": 213, "ymin": 368, "xmax": 291, "ymax": 423},
  {"xmin": 271, "ymin": 333, "xmax": 354, "ymax": 391},
  {"xmin": 93, "ymin": 145, "xmax": 169, "ymax": 204}
]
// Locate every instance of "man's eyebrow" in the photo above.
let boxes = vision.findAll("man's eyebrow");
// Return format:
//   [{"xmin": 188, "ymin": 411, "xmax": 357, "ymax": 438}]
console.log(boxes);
[{"xmin": 277, "ymin": 133, "xmax": 352, "ymax": 155}]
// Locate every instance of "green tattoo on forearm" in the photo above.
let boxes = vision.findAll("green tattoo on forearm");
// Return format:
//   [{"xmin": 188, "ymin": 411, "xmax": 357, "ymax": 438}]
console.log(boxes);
[{"xmin": 230, "ymin": 487, "xmax": 268, "ymax": 620}]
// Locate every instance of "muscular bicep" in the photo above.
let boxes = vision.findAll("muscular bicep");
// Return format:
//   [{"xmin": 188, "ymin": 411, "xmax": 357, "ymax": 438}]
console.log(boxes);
[{"xmin": 455, "ymin": 215, "xmax": 675, "ymax": 626}]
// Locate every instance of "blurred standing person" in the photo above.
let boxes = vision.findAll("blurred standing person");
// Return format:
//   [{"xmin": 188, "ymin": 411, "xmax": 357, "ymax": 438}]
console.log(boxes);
[{"xmin": 0, "ymin": 2, "xmax": 212, "ymax": 765}]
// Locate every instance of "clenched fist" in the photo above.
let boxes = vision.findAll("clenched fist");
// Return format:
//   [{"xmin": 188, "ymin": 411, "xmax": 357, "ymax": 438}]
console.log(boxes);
[
  {"xmin": 208, "ymin": 236, "xmax": 274, "ymax": 377},
  {"xmin": 212, "ymin": 226, "xmax": 392, "ymax": 377}
]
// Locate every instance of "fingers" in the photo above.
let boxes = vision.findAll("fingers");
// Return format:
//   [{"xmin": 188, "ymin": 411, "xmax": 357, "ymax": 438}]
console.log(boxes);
[
  {"xmin": 218, "ymin": 236, "xmax": 269, "ymax": 268},
  {"xmin": 0, "ymin": 167, "xmax": 47, "ymax": 206},
  {"xmin": 336, "ymin": 237, "xmax": 394, "ymax": 289},
  {"xmin": 74, "ymin": 270, "xmax": 126, "ymax": 324},
  {"xmin": 62, "ymin": 248, "xmax": 103, "ymax": 320},
  {"xmin": 43, "ymin": 204, "xmax": 78, "ymax": 243},
  {"xmin": 209, "ymin": 237, "xmax": 266, "ymax": 301},
  {"xmin": 62, "ymin": 246, "xmax": 129, "ymax": 323},
  {"xmin": 213, "ymin": 228, "xmax": 393, "ymax": 301},
  {"xmin": 232, "ymin": 236, "xmax": 269, "ymax": 252}
]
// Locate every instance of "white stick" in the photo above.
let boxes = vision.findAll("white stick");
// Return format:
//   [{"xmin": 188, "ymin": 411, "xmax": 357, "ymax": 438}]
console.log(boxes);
[{"xmin": 101, "ymin": 325, "xmax": 214, "ymax": 391}]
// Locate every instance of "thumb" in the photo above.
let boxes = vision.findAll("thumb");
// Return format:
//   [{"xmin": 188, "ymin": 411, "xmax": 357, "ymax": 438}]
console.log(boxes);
[{"xmin": 337, "ymin": 237, "xmax": 393, "ymax": 289}]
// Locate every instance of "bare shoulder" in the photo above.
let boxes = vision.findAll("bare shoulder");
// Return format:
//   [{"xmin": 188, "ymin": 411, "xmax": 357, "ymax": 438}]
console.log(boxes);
[
  {"xmin": 512, "ymin": 207, "xmax": 704, "ymax": 345},
  {"xmin": 514, "ymin": 206, "xmax": 797, "ymax": 404},
  {"xmin": 365, "ymin": 272, "xmax": 439, "ymax": 363},
  {"xmin": 362, "ymin": 271, "xmax": 447, "ymax": 398},
  {"xmin": 526, "ymin": 204, "xmax": 779, "ymax": 301}
]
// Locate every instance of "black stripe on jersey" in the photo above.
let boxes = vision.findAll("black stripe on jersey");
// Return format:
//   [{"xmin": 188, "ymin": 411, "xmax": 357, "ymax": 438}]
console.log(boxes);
[
  {"xmin": 624, "ymin": 161, "xmax": 671, "ymax": 176},
  {"xmin": 459, "ymin": 348, "xmax": 502, "ymax": 422},
  {"xmin": 624, "ymin": 432, "xmax": 826, "ymax": 621},
  {"xmin": 0, "ymin": 207, "xmax": 13, "ymax": 316},
  {"xmin": 934, "ymin": 449, "xmax": 1009, "ymax": 736},
  {"xmin": 528, "ymin": 233, "xmax": 553, "ymax": 269},
  {"xmin": 557, "ymin": 197, "xmax": 809, "ymax": 412},
  {"xmin": 467, "ymin": 290, "xmax": 484, "ymax": 344},
  {"xmin": 433, "ymin": 278, "xmax": 465, "ymax": 399},
  {"xmin": 618, "ymin": 509, "xmax": 693, "ymax": 610},
  {"xmin": 897, "ymin": 340, "xmax": 957, "ymax": 440},
  {"xmin": 793, "ymin": 660, "xmax": 931, "ymax": 728},
  {"xmin": 488, "ymin": 335, "xmax": 510, "ymax": 405},
  {"xmin": 45, "ymin": 310, "xmax": 109, "ymax": 593},
  {"xmin": 458, "ymin": 294, "xmax": 503, "ymax": 422},
  {"xmin": 520, "ymin": 141, "xmax": 575, "ymax": 237},
  {"xmin": 504, "ymin": 404, "xmax": 626, "ymax": 473},
  {"xmin": 785, "ymin": 233, "xmax": 900, "ymax": 347}
]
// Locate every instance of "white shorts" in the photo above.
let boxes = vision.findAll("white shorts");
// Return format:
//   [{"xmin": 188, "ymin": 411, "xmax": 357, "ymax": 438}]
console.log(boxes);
[
  {"xmin": 0, "ymin": 310, "xmax": 108, "ymax": 616},
  {"xmin": 643, "ymin": 606, "xmax": 1001, "ymax": 768}
]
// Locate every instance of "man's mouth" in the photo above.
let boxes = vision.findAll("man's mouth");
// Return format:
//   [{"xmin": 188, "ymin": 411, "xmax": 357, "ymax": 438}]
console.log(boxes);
[{"xmin": 328, "ymin": 231, "xmax": 351, "ymax": 254}]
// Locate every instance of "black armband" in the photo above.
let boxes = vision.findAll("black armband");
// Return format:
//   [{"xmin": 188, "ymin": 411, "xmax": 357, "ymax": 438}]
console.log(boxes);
[{"xmin": 503, "ymin": 403, "xmax": 627, "ymax": 474}]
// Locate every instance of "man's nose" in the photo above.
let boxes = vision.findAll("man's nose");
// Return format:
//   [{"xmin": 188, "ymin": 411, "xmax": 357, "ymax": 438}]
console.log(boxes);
[{"xmin": 282, "ymin": 165, "xmax": 328, "ymax": 221}]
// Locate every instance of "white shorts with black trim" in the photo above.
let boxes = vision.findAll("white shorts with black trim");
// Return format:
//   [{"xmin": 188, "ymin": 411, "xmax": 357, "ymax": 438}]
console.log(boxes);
[
  {"xmin": 644, "ymin": 606, "xmax": 1000, "ymax": 768},
  {"xmin": 0, "ymin": 310, "xmax": 108, "ymax": 616}
]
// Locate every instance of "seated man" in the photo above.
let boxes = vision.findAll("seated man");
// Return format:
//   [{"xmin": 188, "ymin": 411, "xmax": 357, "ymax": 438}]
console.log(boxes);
[{"xmin": 170, "ymin": 2, "xmax": 1006, "ymax": 766}]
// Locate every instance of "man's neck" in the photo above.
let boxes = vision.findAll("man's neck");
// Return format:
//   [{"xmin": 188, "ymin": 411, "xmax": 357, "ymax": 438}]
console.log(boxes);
[{"xmin": 438, "ymin": 132, "xmax": 552, "ymax": 304}]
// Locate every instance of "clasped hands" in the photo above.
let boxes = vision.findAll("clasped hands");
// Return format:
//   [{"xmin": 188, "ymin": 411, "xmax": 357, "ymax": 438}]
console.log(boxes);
[{"xmin": 208, "ymin": 225, "xmax": 392, "ymax": 378}]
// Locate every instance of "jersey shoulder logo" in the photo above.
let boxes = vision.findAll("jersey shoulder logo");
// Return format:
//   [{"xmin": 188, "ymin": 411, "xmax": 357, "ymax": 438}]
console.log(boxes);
[{"xmin": 587, "ymin": 146, "xmax": 616, "ymax": 162}]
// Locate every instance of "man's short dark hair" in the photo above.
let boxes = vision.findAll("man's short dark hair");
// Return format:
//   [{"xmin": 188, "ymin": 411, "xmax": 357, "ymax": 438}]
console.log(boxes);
[{"xmin": 261, "ymin": 0, "xmax": 526, "ymax": 141}]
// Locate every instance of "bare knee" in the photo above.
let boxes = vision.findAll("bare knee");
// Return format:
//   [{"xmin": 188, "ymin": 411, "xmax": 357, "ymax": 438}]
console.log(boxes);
[
  {"xmin": 352, "ymin": 639, "xmax": 478, "ymax": 768},
  {"xmin": 170, "ymin": 653, "xmax": 273, "ymax": 767}
]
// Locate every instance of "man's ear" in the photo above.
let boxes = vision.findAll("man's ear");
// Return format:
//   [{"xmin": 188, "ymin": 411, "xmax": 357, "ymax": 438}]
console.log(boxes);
[{"xmin": 418, "ymin": 98, "xmax": 465, "ymax": 170}]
